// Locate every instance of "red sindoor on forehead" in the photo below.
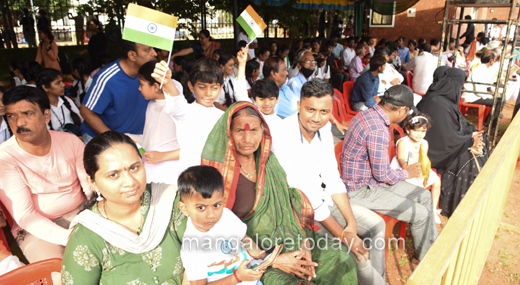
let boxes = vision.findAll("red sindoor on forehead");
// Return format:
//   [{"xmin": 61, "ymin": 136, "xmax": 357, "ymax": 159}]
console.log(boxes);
[{"xmin": 244, "ymin": 123, "xmax": 250, "ymax": 131}]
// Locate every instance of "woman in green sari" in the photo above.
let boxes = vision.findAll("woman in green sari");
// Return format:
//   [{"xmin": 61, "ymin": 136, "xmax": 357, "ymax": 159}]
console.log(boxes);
[
  {"xmin": 201, "ymin": 101, "xmax": 357, "ymax": 284},
  {"xmin": 61, "ymin": 131, "xmax": 188, "ymax": 285}
]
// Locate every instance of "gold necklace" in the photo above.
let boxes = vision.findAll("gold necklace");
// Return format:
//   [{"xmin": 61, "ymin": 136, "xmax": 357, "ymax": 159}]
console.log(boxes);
[
  {"xmin": 103, "ymin": 200, "xmax": 143, "ymax": 234},
  {"xmin": 240, "ymin": 165, "xmax": 256, "ymax": 179}
]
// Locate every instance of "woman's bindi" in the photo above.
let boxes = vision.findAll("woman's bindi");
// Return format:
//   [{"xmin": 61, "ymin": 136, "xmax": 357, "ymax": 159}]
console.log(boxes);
[{"xmin": 244, "ymin": 123, "xmax": 250, "ymax": 131}]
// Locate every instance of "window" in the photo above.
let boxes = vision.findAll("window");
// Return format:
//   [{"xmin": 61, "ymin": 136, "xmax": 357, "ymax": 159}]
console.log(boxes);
[{"xmin": 369, "ymin": 3, "xmax": 396, "ymax": 28}]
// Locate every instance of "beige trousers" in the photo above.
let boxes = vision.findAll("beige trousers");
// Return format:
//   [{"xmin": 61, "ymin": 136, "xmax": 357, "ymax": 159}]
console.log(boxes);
[{"xmin": 17, "ymin": 207, "xmax": 81, "ymax": 263}]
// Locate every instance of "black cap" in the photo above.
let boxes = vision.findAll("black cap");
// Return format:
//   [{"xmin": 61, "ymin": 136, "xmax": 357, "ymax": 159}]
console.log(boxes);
[{"xmin": 383, "ymin": 85, "xmax": 414, "ymax": 107}]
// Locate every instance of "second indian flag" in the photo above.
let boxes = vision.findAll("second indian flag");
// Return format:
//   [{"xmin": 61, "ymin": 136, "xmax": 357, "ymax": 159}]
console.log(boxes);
[{"xmin": 237, "ymin": 5, "xmax": 267, "ymax": 41}]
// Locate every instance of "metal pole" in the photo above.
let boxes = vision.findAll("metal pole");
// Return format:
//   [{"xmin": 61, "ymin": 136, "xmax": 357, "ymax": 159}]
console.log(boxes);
[
  {"xmin": 4, "ymin": 0, "xmax": 17, "ymax": 48},
  {"xmin": 453, "ymin": 7, "xmax": 464, "ymax": 68},
  {"xmin": 30, "ymin": 0, "xmax": 38, "ymax": 44},
  {"xmin": 438, "ymin": 0, "xmax": 450, "ymax": 67},
  {"xmin": 232, "ymin": 0, "xmax": 238, "ymax": 50},
  {"xmin": 490, "ymin": 0, "xmax": 518, "ymax": 147}
]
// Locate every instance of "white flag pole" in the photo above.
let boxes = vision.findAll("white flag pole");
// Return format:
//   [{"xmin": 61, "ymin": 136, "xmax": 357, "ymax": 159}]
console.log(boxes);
[{"xmin": 160, "ymin": 38, "xmax": 174, "ymax": 89}]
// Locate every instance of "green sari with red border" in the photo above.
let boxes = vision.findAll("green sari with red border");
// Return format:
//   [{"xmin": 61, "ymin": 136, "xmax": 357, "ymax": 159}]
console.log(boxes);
[{"xmin": 201, "ymin": 102, "xmax": 357, "ymax": 284}]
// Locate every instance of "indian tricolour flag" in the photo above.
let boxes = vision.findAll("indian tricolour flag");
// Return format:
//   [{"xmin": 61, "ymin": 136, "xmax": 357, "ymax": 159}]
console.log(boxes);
[
  {"xmin": 123, "ymin": 4, "xmax": 178, "ymax": 51},
  {"xmin": 237, "ymin": 5, "xmax": 267, "ymax": 42}
]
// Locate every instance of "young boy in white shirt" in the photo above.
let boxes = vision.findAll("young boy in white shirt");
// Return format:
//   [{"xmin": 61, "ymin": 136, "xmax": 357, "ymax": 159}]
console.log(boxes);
[
  {"xmin": 251, "ymin": 79, "xmax": 283, "ymax": 151},
  {"xmin": 178, "ymin": 165, "xmax": 266, "ymax": 285},
  {"xmin": 152, "ymin": 48, "xmax": 249, "ymax": 178}
]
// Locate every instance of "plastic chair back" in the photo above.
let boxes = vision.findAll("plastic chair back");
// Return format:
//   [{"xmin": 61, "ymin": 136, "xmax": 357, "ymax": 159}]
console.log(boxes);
[
  {"xmin": 406, "ymin": 71, "xmax": 413, "ymax": 90},
  {"xmin": 0, "ymin": 202, "xmax": 13, "ymax": 227},
  {"xmin": 0, "ymin": 202, "xmax": 13, "ymax": 254},
  {"xmin": 333, "ymin": 89, "xmax": 354, "ymax": 125},
  {"xmin": 342, "ymin": 81, "xmax": 358, "ymax": 116},
  {"xmin": 458, "ymin": 95, "xmax": 490, "ymax": 131},
  {"xmin": 334, "ymin": 141, "xmax": 344, "ymax": 172},
  {"xmin": 0, "ymin": 258, "xmax": 62, "ymax": 284},
  {"xmin": 388, "ymin": 123, "xmax": 405, "ymax": 159},
  {"xmin": 333, "ymin": 89, "xmax": 346, "ymax": 124}
]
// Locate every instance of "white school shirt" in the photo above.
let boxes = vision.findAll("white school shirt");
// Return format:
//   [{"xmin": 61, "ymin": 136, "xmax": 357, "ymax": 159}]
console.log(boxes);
[
  {"xmin": 48, "ymin": 96, "xmax": 83, "ymax": 131},
  {"xmin": 142, "ymin": 99, "xmax": 180, "ymax": 184},
  {"xmin": 262, "ymin": 112, "xmax": 283, "ymax": 152},
  {"xmin": 273, "ymin": 114, "xmax": 345, "ymax": 222},
  {"xmin": 311, "ymin": 64, "xmax": 331, "ymax": 80},
  {"xmin": 238, "ymin": 31, "xmax": 257, "ymax": 59},
  {"xmin": 404, "ymin": 51, "xmax": 437, "ymax": 94},
  {"xmin": 362, "ymin": 63, "xmax": 404, "ymax": 96},
  {"xmin": 256, "ymin": 59, "xmax": 265, "ymax": 79},
  {"xmin": 215, "ymin": 77, "xmax": 249, "ymax": 105},
  {"xmin": 341, "ymin": 47, "xmax": 356, "ymax": 70},
  {"xmin": 181, "ymin": 208, "xmax": 255, "ymax": 284},
  {"xmin": 164, "ymin": 93, "xmax": 223, "ymax": 178},
  {"xmin": 0, "ymin": 119, "xmax": 10, "ymax": 145},
  {"xmin": 72, "ymin": 76, "xmax": 93, "ymax": 107},
  {"xmin": 463, "ymin": 64, "xmax": 494, "ymax": 102},
  {"xmin": 13, "ymin": 77, "xmax": 27, "ymax": 86}
]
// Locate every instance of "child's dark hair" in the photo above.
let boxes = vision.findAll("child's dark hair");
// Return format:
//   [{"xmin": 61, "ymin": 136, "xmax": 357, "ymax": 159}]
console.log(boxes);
[
  {"xmin": 217, "ymin": 54, "xmax": 232, "ymax": 66},
  {"xmin": 189, "ymin": 57, "xmax": 224, "ymax": 86},
  {"xmin": 70, "ymin": 57, "xmax": 90, "ymax": 102},
  {"xmin": 10, "ymin": 60, "xmax": 28, "ymax": 78},
  {"xmin": 213, "ymin": 49, "xmax": 224, "ymax": 59},
  {"xmin": 138, "ymin": 60, "xmax": 160, "ymax": 86},
  {"xmin": 252, "ymin": 78, "xmax": 279, "ymax": 100},
  {"xmin": 173, "ymin": 71, "xmax": 195, "ymax": 103},
  {"xmin": 178, "ymin": 165, "xmax": 224, "ymax": 199},
  {"xmin": 403, "ymin": 112, "xmax": 432, "ymax": 131},
  {"xmin": 173, "ymin": 56, "xmax": 187, "ymax": 71},
  {"xmin": 37, "ymin": 68, "xmax": 61, "ymax": 91},
  {"xmin": 245, "ymin": 59, "xmax": 260, "ymax": 88},
  {"xmin": 25, "ymin": 61, "xmax": 42, "ymax": 84}
]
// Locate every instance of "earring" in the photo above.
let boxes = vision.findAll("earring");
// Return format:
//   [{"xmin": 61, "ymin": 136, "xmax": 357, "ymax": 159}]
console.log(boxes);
[{"xmin": 96, "ymin": 188, "xmax": 104, "ymax": 201}]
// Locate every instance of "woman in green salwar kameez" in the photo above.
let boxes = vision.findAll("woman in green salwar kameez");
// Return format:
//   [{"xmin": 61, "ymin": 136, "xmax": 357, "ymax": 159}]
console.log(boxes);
[
  {"xmin": 61, "ymin": 131, "xmax": 188, "ymax": 285},
  {"xmin": 201, "ymin": 101, "xmax": 358, "ymax": 284}
]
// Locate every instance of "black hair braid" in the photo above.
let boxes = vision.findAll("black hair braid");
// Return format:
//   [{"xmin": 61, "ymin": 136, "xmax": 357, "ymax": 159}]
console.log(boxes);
[{"xmin": 61, "ymin": 97, "xmax": 82, "ymax": 126}]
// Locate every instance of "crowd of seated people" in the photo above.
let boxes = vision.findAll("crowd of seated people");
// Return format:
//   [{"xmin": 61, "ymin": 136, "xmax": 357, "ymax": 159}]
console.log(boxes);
[{"xmin": 3, "ymin": 25, "xmax": 518, "ymax": 284}]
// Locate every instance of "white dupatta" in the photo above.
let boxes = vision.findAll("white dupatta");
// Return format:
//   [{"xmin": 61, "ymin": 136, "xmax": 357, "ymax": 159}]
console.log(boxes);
[{"xmin": 70, "ymin": 183, "xmax": 177, "ymax": 254}]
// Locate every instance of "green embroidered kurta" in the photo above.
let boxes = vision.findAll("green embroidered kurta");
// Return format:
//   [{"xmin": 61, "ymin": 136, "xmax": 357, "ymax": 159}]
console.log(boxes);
[{"xmin": 62, "ymin": 187, "xmax": 187, "ymax": 285}]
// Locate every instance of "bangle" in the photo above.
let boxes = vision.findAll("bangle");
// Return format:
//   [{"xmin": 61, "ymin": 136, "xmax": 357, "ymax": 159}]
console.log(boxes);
[
  {"xmin": 233, "ymin": 269, "xmax": 242, "ymax": 283},
  {"xmin": 340, "ymin": 229, "xmax": 346, "ymax": 242}
]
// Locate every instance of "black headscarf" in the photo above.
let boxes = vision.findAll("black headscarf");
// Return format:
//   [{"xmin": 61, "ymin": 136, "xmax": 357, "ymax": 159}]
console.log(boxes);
[{"xmin": 417, "ymin": 67, "xmax": 477, "ymax": 170}]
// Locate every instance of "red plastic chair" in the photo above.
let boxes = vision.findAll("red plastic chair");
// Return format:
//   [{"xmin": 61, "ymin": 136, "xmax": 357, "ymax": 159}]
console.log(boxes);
[
  {"xmin": 342, "ymin": 81, "xmax": 359, "ymax": 116},
  {"xmin": 333, "ymin": 89, "xmax": 354, "ymax": 125},
  {"xmin": 388, "ymin": 123, "xmax": 405, "ymax": 159},
  {"xmin": 0, "ymin": 258, "xmax": 62, "ymax": 284},
  {"xmin": 380, "ymin": 123, "xmax": 408, "ymax": 262},
  {"xmin": 458, "ymin": 97, "xmax": 491, "ymax": 131},
  {"xmin": 405, "ymin": 71, "xmax": 425, "ymax": 96},
  {"xmin": 406, "ymin": 71, "xmax": 413, "ymax": 90},
  {"xmin": 334, "ymin": 141, "xmax": 343, "ymax": 172},
  {"xmin": 0, "ymin": 202, "xmax": 13, "ymax": 254}
]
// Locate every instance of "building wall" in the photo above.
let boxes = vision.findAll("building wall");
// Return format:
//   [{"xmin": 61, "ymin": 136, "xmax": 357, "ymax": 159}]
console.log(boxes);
[
  {"xmin": 368, "ymin": 0, "xmax": 457, "ymax": 44},
  {"xmin": 368, "ymin": 0, "xmax": 517, "ymax": 45}
]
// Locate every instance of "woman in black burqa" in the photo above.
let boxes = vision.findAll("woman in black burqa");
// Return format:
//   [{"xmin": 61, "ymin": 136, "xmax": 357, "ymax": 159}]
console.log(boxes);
[{"xmin": 417, "ymin": 66, "xmax": 488, "ymax": 217}]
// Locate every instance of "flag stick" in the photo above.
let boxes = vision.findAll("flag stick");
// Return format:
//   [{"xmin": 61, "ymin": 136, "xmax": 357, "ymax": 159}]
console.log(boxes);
[
  {"xmin": 160, "ymin": 40, "xmax": 173, "ymax": 89},
  {"xmin": 246, "ymin": 37, "xmax": 254, "ymax": 47}
]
